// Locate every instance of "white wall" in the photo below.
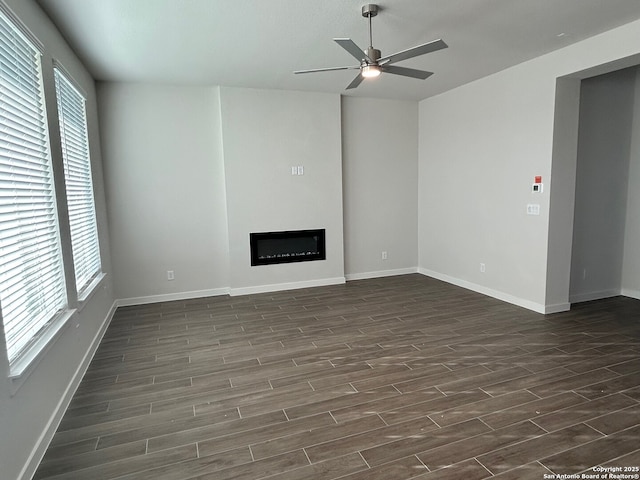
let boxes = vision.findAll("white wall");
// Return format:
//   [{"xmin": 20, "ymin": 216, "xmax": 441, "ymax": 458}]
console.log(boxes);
[
  {"xmin": 99, "ymin": 86, "xmax": 423, "ymax": 300},
  {"xmin": 570, "ymin": 68, "xmax": 636, "ymax": 303},
  {"xmin": 98, "ymin": 84, "xmax": 229, "ymax": 302},
  {"xmin": 622, "ymin": 69, "xmax": 640, "ymax": 299},
  {"xmin": 418, "ymin": 63, "xmax": 554, "ymax": 312},
  {"xmin": 418, "ymin": 19, "xmax": 640, "ymax": 313},
  {"xmin": 220, "ymin": 87, "xmax": 344, "ymax": 294},
  {"xmin": 0, "ymin": 2, "xmax": 115, "ymax": 479},
  {"xmin": 545, "ymin": 78, "xmax": 581, "ymax": 311},
  {"xmin": 342, "ymin": 97, "xmax": 418, "ymax": 279}
]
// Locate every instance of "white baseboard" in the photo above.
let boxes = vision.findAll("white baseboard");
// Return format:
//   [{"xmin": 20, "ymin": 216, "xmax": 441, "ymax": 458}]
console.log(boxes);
[
  {"xmin": 417, "ymin": 267, "xmax": 561, "ymax": 314},
  {"xmin": 543, "ymin": 302, "xmax": 572, "ymax": 314},
  {"xmin": 345, "ymin": 267, "xmax": 418, "ymax": 281},
  {"xmin": 116, "ymin": 287, "xmax": 230, "ymax": 307},
  {"xmin": 229, "ymin": 277, "xmax": 346, "ymax": 296},
  {"xmin": 569, "ymin": 289, "xmax": 620, "ymax": 304},
  {"xmin": 621, "ymin": 288, "xmax": 640, "ymax": 301},
  {"xmin": 19, "ymin": 300, "xmax": 118, "ymax": 480}
]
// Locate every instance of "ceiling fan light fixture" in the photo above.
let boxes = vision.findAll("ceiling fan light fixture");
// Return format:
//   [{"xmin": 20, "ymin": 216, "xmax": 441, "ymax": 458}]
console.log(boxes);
[{"xmin": 361, "ymin": 64, "xmax": 381, "ymax": 78}]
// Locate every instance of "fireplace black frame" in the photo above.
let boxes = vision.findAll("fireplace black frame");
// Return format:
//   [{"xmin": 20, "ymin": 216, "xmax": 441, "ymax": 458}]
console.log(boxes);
[{"xmin": 250, "ymin": 229, "xmax": 326, "ymax": 266}]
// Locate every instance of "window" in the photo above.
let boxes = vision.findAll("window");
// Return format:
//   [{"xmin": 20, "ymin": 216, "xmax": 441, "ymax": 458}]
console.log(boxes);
[
  {"xmin": 0, "ymin": 10, "xmax": 67, "ymax": 364},
  {"xmin": 54, "ymin": 68, "xmax": 101, "ymax": 297}
]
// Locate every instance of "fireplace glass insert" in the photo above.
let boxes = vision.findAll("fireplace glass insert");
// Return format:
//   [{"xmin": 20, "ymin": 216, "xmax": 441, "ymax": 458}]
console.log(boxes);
[{"xmin": 250, "ymin": 229, "xmax": 326, "ymax": 266}]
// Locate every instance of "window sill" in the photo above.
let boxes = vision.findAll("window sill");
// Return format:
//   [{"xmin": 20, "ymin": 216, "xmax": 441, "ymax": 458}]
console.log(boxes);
[
  {"xmin": 7, "ymin": 273, "xmax": 108, "ymax": 394},
  {"xmin": 9, "ymin": 309, "xmax": 76, "ymax": 394},
  {"xmin": 76, "ymin": 272, "xmax": 107, "ymax": 312}
]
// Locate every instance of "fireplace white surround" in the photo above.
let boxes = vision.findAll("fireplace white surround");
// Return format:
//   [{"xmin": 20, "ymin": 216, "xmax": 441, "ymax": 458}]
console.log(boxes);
[{"xmin": 221, "ymin": 88, "xmax": 346, "ymax": 295}]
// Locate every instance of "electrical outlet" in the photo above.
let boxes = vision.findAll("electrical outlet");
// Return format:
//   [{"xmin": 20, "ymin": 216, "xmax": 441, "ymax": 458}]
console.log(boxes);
[
  {"xmin": 381, "ymin": 251, "xmax": 388, "ymax": 260},
  {"xmin": 167, "ymin": 270, "xmax": 175, "ymax": 281},
  {"xmin": 480, "ymin": 263, "xmax": 486, "ymax": 273}
]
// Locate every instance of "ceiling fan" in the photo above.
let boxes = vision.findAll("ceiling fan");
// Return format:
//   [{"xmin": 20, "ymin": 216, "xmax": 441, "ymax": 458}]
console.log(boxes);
[{"xmin": 294, "ymin": 4, "xmax": 447, "ymax": 90}]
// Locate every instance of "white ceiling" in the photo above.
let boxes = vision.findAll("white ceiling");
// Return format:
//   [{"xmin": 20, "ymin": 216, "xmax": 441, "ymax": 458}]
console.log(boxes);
[{"xmin": 36, "ymin": 0, "xmax": 640, "ymax": 101}]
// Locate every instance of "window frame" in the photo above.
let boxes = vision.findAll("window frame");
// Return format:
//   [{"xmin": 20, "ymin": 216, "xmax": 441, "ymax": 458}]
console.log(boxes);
[
  {"xmin": 53, "ymin": 65, "xmax": 102, "ymax": 301},
  {"xmin": 0, "ymin": 6, "xmax": 73, "ymax": 380}
]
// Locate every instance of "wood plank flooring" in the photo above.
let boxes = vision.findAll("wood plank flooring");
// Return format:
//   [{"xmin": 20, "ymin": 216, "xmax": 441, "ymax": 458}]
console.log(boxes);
[{"xmin": 34, "ymin": 274, "xmax": 640, "ymax": 479}]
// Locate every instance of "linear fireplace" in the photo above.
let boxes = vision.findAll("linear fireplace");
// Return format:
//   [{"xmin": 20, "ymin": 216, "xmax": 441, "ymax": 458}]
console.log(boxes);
[{"xmin": 250, "ymin": 229, "xmax": 326, "ymax": 266}]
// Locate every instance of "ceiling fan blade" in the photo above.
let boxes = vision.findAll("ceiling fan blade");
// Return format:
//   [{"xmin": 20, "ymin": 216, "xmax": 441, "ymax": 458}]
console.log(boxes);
[
  {"xmin": 381, "ymin": 65, "xmax": 433, "ymax": 80},
  {"xmin": 294, "ymin": 66, "xmax": 359, "ymax": 74},
  {"xmin": 334, "ymin": 38, "xmax": 371, "ymax": 63},
  {"xmin": 345, "ymin": 73, "xmax": 365, "ymax": 90},
  {"xmin": 378, "ymin": 39, "xmax": 447, "ymax": 66}
]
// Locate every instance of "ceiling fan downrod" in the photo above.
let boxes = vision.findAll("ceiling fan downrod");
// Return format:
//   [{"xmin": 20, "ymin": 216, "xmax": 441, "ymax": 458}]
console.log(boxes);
[{"xmin": 362, "ymin": 4, "xmax": 380, "ymax": 64}]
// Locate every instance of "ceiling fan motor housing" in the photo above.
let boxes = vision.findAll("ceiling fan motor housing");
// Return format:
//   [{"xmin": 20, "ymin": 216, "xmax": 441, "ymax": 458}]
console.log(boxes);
[{"xmin": 365, "ymin": 47, "xmax": 381, "ymax": 63}]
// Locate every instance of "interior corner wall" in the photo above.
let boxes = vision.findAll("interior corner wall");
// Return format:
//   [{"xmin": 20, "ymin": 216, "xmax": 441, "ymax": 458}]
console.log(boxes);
[
  {"xmin": 418, "ymin": 18, "xmax": 640, "ymax": 313},
  {"xmin": 341, "ymin": 97, "xmax": 418, "ymax": 279},
  {"xmin": 0, "ymin": 1, "xmax": 116, "ymax": 479},
  {"xmin": 418, "ymin": 63, "xmax": 554, "ymax": 312},
  {"xmin": 98, "ymin": 84, "xmax": 229, "ymax": 302},
  {"xmin": 569, "ymin": 68, "xmax": 636, "ymax": 303},
  {"xmin": 220, "ymin": 87, "xmax": 344, "ymax": 293},
  {"xmin": 622, "ymin": 67, "xmax": 640, "ymax": 300}
]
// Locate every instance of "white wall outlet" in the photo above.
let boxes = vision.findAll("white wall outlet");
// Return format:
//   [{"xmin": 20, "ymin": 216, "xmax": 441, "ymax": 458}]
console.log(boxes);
[
  {"xmin": 291, "ymin": 166, "xmax": 297, "ymax": 175},
  {"xmin": 167, "ymin": 270, "xmax": 175, "ymax": 281},
  {"xmin": 297, "ymin": 165, "xmax": 304, "ymax": 175},
  {"xmin": 480, "ymin": 263, "xmax": 486, "ymax": 273},
  {"xmin": 381, "ymin": 251, "xmax": 388, "ymax": 260}
]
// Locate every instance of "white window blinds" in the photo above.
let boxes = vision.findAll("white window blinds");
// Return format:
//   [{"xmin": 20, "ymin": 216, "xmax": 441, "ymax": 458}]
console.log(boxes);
[
  {"xmin": 54, "ymin": 68, "xmax": 101, "ymax": 296},
  {"xmin": 0, "ymin": 11, "xmax": 67, "ymax": 362}
]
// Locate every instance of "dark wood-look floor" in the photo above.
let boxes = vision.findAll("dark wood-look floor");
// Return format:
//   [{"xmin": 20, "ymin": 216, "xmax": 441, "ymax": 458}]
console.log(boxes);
[{"xmin": 34, "ymin": 274, "xmax": 640, "ymax": 480}]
